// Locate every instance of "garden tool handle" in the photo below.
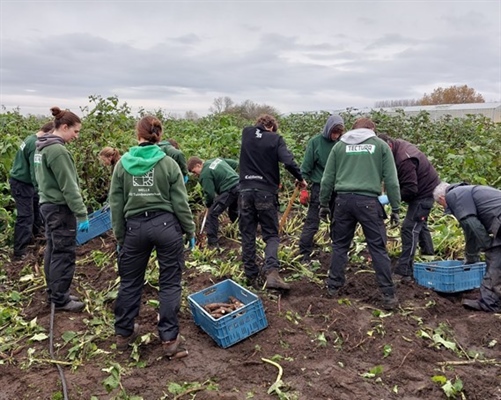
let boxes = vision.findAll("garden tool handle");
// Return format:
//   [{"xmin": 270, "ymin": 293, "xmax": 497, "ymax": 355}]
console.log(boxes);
[{"xmin": 279, "ymin": 186, "xmax": 300, "ymax": 233}]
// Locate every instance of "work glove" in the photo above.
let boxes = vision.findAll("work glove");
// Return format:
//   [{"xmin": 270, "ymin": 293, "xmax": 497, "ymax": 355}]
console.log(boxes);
[
  {"xmin": 378, "ymin": 194, "xmax": 389, "ymax": 205},
  {"xmin": 319, "ymin": 207, "xmax": 330, "ymax": 223},
  {"xmin": 389, "ymin": 210, "xmax": 400, "ymax": 228},
  {"xmin": 77, "ymin": 220, "xmax": 89, "ymax": 232},
  {"xmin": 299, "ymin": 189, "xmax": 310, "ymax": 206},
  {"xmin": 184, "ymin": 175, "xmax": 189, "ymax": 184},
  {"xmin": 185, "ymin": 234, "xmax": 195, "ymax": 250}
]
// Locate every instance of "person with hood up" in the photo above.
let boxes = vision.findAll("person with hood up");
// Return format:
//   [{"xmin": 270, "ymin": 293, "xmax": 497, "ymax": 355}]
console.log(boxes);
[
  {"xmin": 187, "ymin": 156, "xmax": 239, "ymax": 247},
  {"xmin": 378, "ymin": 134, "xmax": 440, "ymax": 281},
  {"xmin": 299, "ymin": 114, "xmax": 344, "ymax": 263},
  {"xmin": 9, "ymin": 121, "xmax": 54, "ymax": 260},
  {"xmin": 239, "ymin": 114, "xmax": 307, "ymax": 291},
  {"xmin": 433, "ymin": 182, "xmax": 501, "ymax": 312},
  {"xmin": 319, "ymin": 118, "xmax": 400, "ymax": 310},
  {"xmin": 34, "ymin": 107, "xmax": 88, "ymax": 313},
  {"xmin": 109, "ymin": 115, "xmax": 195, "ymax": 358}
]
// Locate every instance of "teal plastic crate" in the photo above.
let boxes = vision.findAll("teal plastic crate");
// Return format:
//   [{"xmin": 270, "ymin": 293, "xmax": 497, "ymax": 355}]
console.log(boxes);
[
  {"xmin": 76, "ymin": 207, "xmax": 112, "ymax": 245},
  {"xmin": 414, "ymin": 260, "xmax": 486, "ymax": 293},
  {"xmin": 188, "ymin": 279, "xmax": 268, "ymax": 348}
]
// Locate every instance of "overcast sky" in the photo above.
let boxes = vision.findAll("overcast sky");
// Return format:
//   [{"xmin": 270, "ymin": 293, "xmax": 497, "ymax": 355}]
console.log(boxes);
[{"xmin": 1, "ymin": 0, "xmax": 500, "ymax": 117}]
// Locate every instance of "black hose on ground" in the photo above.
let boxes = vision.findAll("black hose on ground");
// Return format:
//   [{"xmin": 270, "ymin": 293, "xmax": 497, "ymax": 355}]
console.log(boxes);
[{"xmin": 50, "ymin": 302, "xmax": 69, "ymax": 400}]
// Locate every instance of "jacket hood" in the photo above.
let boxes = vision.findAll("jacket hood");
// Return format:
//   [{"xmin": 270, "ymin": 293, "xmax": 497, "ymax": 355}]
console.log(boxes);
[
  {"xmin": 340, "ymin": 128, "xmax": 376, "ymax": 145},
  {"xmin": 321, "ymin": 114, "xmax": 345, "ymax": 141},
  {"xmin": 35, "ymin": 134, "xmax": 65, "ymax": 150},
  {"xmin": 120, "ymin": 145, "xmax": 166, "ymax": 176}
]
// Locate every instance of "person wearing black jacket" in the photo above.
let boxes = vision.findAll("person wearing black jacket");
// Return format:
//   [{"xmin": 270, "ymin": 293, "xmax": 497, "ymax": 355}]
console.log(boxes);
[
  {"xmin": 378, "ymin": 135, "xmax": 440, "ymax": 280},
  {"xmin": 434, "ymin": 182, "xmax": 501, "ymax": 312},
  {"xmin": 239, "ymin": 114, "xmax": 307, "ymax": 290}
]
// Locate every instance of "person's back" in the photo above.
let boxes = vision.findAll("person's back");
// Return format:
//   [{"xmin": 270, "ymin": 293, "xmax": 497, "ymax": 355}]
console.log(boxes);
[
  {"xmin": 378, "ymin": 134, "xmax": 439, "ymax": 279},
  {"xmin": 200, "ymin": 158, "xmax": 239, "ymax": 203},
  {"xmin": 238, "ymin": 114, "xmax": 305, "ymax": 290},
  {"xmin": 319, "ymin": 117, "xmax": 400, "ymax": 310},
  {"xmin": 158, "ymin": 140, "xmax": 189, "ymax": 178}
]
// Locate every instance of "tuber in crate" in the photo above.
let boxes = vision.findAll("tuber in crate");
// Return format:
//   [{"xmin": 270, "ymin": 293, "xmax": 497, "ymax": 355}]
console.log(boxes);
[
  {"xmin": 187, "ymin": 279, "xmax": 268, "ymax": 348},
  {"xmin": 76, "ymin": 206, "xmax": 112, "ymax": 245},
  {"xmin": 413, "ymin": 260, "xmax": 486, "ymax": 293}
]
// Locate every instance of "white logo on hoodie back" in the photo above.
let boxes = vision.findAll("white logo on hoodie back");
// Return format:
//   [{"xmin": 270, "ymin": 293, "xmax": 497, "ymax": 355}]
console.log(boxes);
[{"xmin": 346, "ymin": 144, "xmax": 375, "ymax": 154}]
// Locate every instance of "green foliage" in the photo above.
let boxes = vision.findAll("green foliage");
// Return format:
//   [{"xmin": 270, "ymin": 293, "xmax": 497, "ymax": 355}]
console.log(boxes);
[{"xmin": 1, "ymin": 96, "xmax": 501, "ymax": 257}]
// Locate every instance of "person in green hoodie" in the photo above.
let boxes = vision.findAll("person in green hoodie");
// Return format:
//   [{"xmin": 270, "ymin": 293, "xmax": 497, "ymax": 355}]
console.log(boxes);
[
  {"xmin": 109, "ymin": 115, "xmax": 195, "ymax": 358},
  {"xmin": 319, "ymin": 118, "xmax": 401, "ymax": 310},
  {"xmin": 187, "ymin": 156, "xmax": 239, "ymax": 247},
  {"xmin": 34, "ymin": 107, "xmax": 88, "ymax": 313},
  {"xmin": 9, "ymin": 121, "xmax": 54, "ymax": 260},
  {"xmin": 299, "ymin": 114, "xmax": 344, "ymax": 263},
  {"xmin": 158, "ymin": 138, "xmax": 189, "ymax": 183}
]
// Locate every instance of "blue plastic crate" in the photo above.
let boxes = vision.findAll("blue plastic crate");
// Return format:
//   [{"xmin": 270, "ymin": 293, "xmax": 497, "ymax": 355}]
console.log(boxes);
[
  {"xmin": 187, "ymin": 279, "xmax": 268, "ymax": 348},
  {"xmin": 414, "ymin": 260, "xmax": 486, "ymax": 293},
  {"xmin": 76, "ymin": 207, "xmax": 112, "ymax": 245}
]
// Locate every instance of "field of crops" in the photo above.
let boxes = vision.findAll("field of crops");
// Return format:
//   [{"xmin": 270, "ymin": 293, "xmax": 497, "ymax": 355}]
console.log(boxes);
[{"xmin": 1, "ymin": 96, "xmax": 501, "ymax": 399}]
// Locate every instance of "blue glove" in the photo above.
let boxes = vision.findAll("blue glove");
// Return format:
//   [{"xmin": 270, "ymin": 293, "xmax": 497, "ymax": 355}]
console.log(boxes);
[
  {"xmin": 184, "ymin": 175, "xmax": 189, "ymax": 184},
  {"xmin": 116, "ymin": 244, "xmax": 121, "ymax": 254},
  {"xmin": 185, "ymin": 235, "xmax": 195, "ymax": 250},
  {"xmin": 378, "ymin": 195, "xmax": 389, "ymax": 205},
  {"xmin": 78, "ymin": 220, "xmax": 89, "ymax": 232}
]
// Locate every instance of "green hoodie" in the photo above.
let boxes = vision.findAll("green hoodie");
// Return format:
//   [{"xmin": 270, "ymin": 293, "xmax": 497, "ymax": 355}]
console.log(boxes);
[
  {"xmin": 109, "ymin": 145, "xmax": 194, "ymax": 244},
  {"xmin": 158, "ymin": 141, "xmax": 188, "ymax": 176},
  {"xmin": 320, "ymin": 128, "xmax": 400, "ymax": 210},
  {"xmin": 301, "ymin": 135, "xmax": 338, "ymax": 184},
  {"xmin": 10, "ymin": 134, "xmax": 38, "ymax": 186},
  {"xmin": 34, "ymin": 134, "xmax": 87, "ymax": 222},
  {"xmin": 199, "ymin": 158, "xmax": 239, "ymax": 206}
]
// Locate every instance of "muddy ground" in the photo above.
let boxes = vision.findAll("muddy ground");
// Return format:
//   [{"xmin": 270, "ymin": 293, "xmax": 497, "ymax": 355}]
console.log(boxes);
[{"xmin": 1, "ymin": 229, "xmax": 501, "ymax": 400}]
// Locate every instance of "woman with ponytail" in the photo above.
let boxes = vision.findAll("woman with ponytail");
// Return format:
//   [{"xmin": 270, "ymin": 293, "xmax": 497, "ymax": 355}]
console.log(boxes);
[
  {"xmin": 34, "ymin": 106, "xmax": 88, "ymax": 313},
  {"xmin": 109, "ymin": 115, "xmax": 194, "ymax": 357}
]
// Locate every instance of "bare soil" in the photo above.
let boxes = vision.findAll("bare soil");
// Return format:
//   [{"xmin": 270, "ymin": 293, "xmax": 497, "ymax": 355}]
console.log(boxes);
[{"xmin": 1, "ymin": 232, "xmax": 501, "ymax": 400}]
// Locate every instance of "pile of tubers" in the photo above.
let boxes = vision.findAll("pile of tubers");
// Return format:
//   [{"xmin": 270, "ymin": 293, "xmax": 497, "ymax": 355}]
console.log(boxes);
[{"xmin": 203, "ymin": 296, "xmax": 245, "ymax": 319}]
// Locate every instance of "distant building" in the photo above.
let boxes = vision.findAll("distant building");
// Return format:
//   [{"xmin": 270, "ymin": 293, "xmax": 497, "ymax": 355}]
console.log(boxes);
[{"xmin": 335, "ymin": 102, "xmax": 501, "ymax": 123}]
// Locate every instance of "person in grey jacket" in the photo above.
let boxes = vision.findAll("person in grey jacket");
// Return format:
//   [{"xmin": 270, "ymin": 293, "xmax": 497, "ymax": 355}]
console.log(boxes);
[{"xmin": 433, "ymin": 182, "xmax": 501, "ymax": 312}]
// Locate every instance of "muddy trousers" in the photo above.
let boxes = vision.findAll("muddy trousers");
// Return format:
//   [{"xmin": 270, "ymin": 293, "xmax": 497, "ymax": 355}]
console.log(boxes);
[
  {"xmin": 478, "ymin": 245, "xmax": 501, "ymax": 312},
  {"xmin": 394, "ymin": 197, "xmax": 434, "ymax": 277},
  {"xmin": 239, "ymin": 190, "xmax": 279, "ymax": 280},
  {"xmin": 40, "ymin": 203, "xmax": 77, "ymax": 307},
  {"xmin": 115, "ymin": 211, "xmax": 184, "ymax": 341},
  {"xmin": 206, "ymin": 186, "xmax": 239, "ymax": 245},
  {"xmin": 9, "ymin": 178, "xmax": 43, "ymax": 257},
  {"xmin": 327, "ymin": 194, "xmax": 394, "ymax": 296}
]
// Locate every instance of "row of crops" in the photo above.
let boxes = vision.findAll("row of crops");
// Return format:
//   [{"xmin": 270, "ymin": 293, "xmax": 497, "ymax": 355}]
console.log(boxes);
[{"xmin": 1, "ymin": 95, "xmax": 500, "ymax": 255}]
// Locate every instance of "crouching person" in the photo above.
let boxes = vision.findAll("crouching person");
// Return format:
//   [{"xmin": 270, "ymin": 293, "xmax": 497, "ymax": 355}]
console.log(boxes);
[
  {"xmin": 187, "ymin": 156, "xmax": 239, "ymax": 248},
  {"xmin": 109, "ymin": 115, "xmax": 195, "ymax": 357},
  {"xmin": 434, "ymin": 182, "xmax": 501, "ymax": 312}
]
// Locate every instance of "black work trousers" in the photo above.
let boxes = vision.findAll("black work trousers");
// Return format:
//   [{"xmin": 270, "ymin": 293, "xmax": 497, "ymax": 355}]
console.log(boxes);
[
  {"xmin": 9, "ymin": 178, "xmax": 43, "ymax": 257},
  {"xmin": 40, "ymin": 203, "xmax": 77, "ymax": 307},
  {"xmin": 478, "ymin": 245, "xmax": 501, "ymax": 312},
  {"xmin": 299, "ymin": 183, "xmax": 335, "ymax": 259},
  {"xmin": 115, "ymin": 211, "xmax": 184, "ymax": 342},
  {"xmin": 394, "ymin": 197, "xmax": 435, "ymax": 277},
  {"xmin": 328, "ymin": 194, "xmax": 394, "ymax": 296},
  {"xmin": 239, "ymin": 190, "xmax": 279, "ymax": 279},
  {"xmin": 206, "ymin": 185, "xmax": 239, "ymax": 245}
]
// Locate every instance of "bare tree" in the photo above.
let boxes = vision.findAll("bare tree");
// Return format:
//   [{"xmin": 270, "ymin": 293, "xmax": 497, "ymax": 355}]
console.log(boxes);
[{"xmin": 209, "ymin": 96, "xmax": 235, "ymax": 114}]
